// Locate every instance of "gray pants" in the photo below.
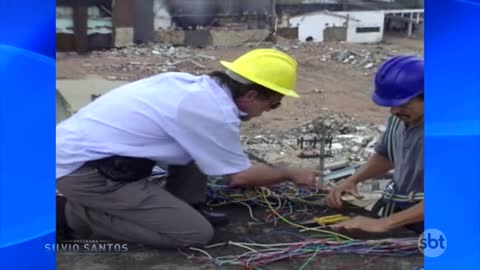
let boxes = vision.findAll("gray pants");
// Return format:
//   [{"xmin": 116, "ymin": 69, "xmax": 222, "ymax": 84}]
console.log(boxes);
[{"xmin": 56, "ymin": 161, "xmax": 214, "ymax": 248}]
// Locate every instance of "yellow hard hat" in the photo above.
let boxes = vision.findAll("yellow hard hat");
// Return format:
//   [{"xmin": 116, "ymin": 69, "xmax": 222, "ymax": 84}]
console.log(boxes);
[{"xmin": 220, "ymin": 49, "xmax": 299, "ymax": 97}]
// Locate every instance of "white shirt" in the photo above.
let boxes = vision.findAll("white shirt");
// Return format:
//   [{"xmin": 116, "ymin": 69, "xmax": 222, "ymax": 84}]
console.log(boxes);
[{"xmin": 56, "ymin": 72, "xmax": 251, "ymax": 178}]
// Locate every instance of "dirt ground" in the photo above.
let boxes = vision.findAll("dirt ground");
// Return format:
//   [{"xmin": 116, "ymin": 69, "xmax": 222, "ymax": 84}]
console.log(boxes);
[{"xmin": 56, "ymin": 35, "xmax": 423, "ymax": 134}]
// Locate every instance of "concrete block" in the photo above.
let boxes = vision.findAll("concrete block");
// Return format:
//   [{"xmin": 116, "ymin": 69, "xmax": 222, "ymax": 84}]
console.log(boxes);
[
  {"xmin": 156, "ymin": 30, "xmax": 185, "ymax": 45},
  {"xmin": 210, "ymin": 29, "xmax": 270, "ymax": 47},
  {"xmin": 184, "ymin": 30, "xmax": 211, "ymax": 48},
  {"xmin": 114, "ymin": 27, "xmax": 134, "ymax": 47}
]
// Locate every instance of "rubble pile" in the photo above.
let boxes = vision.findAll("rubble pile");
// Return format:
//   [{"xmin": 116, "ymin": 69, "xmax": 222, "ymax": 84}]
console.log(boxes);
[
  {"xmin": 321, "ymin": 46, "xmax": 397, "ymax": 71},
  {"xmin": 242, "ymin": 112, "xmax": 385, "ymax": 170},
  {"xmin": 86, "ymin": 44, "xmax": 217, "ymax": 81},
  {"xmin": 270, "ymin": 41, "xmax": 420, "ymax": 78},
  {"xmin": 78, "ymin": 41, "xmax": 420, "ymax": 81}
]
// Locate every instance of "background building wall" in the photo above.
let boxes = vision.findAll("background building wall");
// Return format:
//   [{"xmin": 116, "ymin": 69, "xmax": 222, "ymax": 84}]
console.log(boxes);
[
  {"xmin": 339, "ymin": 11, "xmax": 384, "ymax": 43},
  {"xmin": 290, "ymin": 10, "xmax": 384, "ymax": 43},
  {"xmin": 289, "ymin": 12, "xmax": 344, "ymax": 42}
]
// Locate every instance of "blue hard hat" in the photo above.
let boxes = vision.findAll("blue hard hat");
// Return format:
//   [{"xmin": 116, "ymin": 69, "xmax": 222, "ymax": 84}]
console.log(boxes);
[{"xmin": 372, "ymin": 55, "xmax": 424, "ymax": 107}]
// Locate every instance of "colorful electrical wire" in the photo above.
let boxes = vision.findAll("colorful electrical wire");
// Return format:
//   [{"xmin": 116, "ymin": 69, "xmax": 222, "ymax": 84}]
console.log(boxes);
[
  {"xmin": 178, "ymin": 178, "xmax": 421, "ymax": 268},
  {"xmin": 206, "ymin": 177, "xmax": 326, "ymax": 209},
  {"xmin": 180, "ymin": 238, "xmax": 419, "ymax": 268},
  {"xmin": 206, "ymin": 178, "xmax": 351, "ymax": 239}
]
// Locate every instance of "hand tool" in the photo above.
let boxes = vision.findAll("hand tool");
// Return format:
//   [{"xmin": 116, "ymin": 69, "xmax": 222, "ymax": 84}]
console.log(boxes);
[{"xmin": 300, "ymin": 214, "xmax": 350, "ymax": 226}]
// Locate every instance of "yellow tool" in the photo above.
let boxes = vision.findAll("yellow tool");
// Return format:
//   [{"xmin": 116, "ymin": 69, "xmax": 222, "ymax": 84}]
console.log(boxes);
[{"xmin": 301, "ymin": 214, "xmax": 350, "ymax": 226}]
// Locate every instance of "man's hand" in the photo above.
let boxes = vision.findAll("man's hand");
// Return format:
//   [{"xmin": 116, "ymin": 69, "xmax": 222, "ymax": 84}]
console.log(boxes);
[
  {"xmin": 332, "ymin": 216, "xmax": 391, "ymax": 233},
  {"xmin": 288, "ymin": 168, "xmax": 321, "ymax": 188},
  {"xmin": 322, "ymin": 177, "xmax": 362, "ymax": 208},
  {"xmin": 229, "ymin": 164, "xmax": 320, "ymax": 188}
]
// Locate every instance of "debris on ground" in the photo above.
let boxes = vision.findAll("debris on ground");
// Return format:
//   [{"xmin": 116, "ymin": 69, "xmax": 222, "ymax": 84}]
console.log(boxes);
[
  {"xmin": 242, "ymin": 112, "xmax": 384, "ymax": 169},
  {"xmin": 71, "ymin": 39, "xmax": 423, "ymax": 82},
  {"xmin": 325, "ymin": 46, "xmax": 396, "ymax": 70},
  {"xmin": 85, "ymin": 43, "xmax": 218, "ymax": 80},
  {"xmin": 298, "ymin": 43, "xmax": 423, "ymax": 77}
]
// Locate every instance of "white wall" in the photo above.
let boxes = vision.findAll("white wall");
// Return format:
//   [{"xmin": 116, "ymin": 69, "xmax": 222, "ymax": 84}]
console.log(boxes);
[
  {"xmin": 289, "ymin": 12, "xmax": 344, "ymax": 42},
  {"xmin": 289, "ymin": 11, "xmax": 385, "ymax": 43},
  {"xmin": 153, "ymin": 0, "xmax": 172, "ymax": 30},
  {"xmin": 338, "ymin": 11, "xmax": 384, "ymax": 43}
]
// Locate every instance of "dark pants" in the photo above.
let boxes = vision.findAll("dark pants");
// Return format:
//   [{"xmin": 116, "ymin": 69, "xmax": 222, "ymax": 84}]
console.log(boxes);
[{"xmin": 56, "ymin": 161, "xmax": 214, "ymax": 248}]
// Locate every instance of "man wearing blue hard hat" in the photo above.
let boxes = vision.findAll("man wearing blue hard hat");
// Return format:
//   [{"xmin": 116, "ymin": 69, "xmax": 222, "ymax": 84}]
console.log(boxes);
[{"xmin": 323, "ymin": 55, "xmax": 424, "ymax": 234}]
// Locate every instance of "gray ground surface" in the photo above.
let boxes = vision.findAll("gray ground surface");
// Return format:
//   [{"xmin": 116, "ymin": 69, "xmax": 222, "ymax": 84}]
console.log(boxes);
[{"xmin": 57, "ymin": 203, "xmax": 423, "ymax": 270}]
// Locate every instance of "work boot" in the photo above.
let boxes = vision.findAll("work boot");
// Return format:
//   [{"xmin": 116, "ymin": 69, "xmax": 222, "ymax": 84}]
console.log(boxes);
[
  {"xmin": 56, "ymin": 195, "xmax": 92, "ymax": 240},
  {"xmin": 56, "ymin": 195, "xmax": 69, "ymax": 231},
  {"xmin": 57, "ymin": 195, "xmax": 76, "ymax": 241},
  {"xmin": 191, "ymin": 203, "xmax": 229, "ymax": 227}
]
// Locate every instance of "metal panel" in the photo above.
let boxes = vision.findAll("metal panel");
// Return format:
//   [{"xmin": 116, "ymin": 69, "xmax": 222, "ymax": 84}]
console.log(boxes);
[{"xmin": 134, "ymin": 0, "xmax": 155, "ymax": 42}]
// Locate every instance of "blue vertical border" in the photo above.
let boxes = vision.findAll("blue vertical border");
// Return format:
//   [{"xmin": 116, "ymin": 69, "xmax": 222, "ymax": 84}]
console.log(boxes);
[
  {"xmin": 0, "ymin": 1, "xmax": 56, "ymax": 270},
  {"xmin": 425, "ymin": 0, "xmax": 480, "ymax": 269}
]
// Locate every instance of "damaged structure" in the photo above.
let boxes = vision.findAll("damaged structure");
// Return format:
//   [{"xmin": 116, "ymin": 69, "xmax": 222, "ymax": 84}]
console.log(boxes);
[
  {"xmin": 56, "ymin": 0, "xmax": 424, "ymax": 52},
  {"xmin": 56, "ymin": 0, "xmax": 274, "ymax": 50},
  {"xmin": 282, "ymin": 8, "xmax": 423, "ymax": 43},
  {"xmin": 286, "ymin": 10, "xmax": 386, "ymax": 43}
]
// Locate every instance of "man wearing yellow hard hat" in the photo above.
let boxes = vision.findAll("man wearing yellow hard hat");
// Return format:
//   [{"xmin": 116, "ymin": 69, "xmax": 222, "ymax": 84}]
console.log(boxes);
[{"xmin": 56, "ymin": 49, "xmax": 320, "ymax": 247}]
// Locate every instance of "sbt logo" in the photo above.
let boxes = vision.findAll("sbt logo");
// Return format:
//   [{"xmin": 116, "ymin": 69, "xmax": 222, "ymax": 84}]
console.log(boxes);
[{"xmin": 418, "ymin": 229, "xmax": 447, "ymax": 257}]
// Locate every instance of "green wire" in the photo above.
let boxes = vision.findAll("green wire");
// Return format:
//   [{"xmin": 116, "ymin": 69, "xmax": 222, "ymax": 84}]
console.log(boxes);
[{"xmin": 298, "ymin": 248, "xmax": 320, "ymax": 270}]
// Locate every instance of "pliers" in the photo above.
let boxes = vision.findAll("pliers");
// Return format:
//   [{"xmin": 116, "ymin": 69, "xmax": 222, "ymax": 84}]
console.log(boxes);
[{"xmin": 301, "ymin": 214, "xmax": 350, "ymax": 226}]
